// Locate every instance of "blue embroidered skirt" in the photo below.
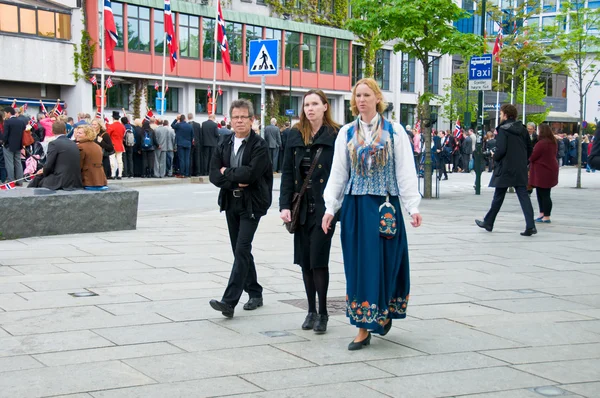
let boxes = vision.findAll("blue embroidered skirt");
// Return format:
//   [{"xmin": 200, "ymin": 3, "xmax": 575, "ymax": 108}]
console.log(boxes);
[{"xmin": 340, "ymin": 194, "xmax": 410, "ymax": 335}]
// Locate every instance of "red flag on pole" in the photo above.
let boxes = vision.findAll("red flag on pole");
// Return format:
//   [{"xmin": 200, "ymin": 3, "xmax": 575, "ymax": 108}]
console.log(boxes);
[
  {"xmin": 95, "ymin": 108, "xmax": 102, "ymax": 119},
  {"xmin": 217, "ymin": 1, "xmax": 231, "ymax": 76},
  {"xmin": 218, "ymin": 86, "xmax": 223, "ymax": 96},
  {"xmin": 207, "ymin": 86, "xmax": 212, "ymax": 97},
  {"xmin": 54, "ymin": 102, "xmax": 64, "ymax": 116},
  {"xmin": 39, "ymin": 100, "xmax": 49, "ymax": 117},
  {"xmin": 11, "ymin": 99, "xmax": 17, "ymax": 109},
  {"xmin": 492, "ymin": 30, "xmax": 503, "ymax": 63},
  {"xmin": 90, "ymin": 75, "xmax": 98, "ymax": 85},
  {"xmin": 154, "ymin": 81, "xmax": 159, "ymax": 90},
  {"xmin": 145, "ymin": 109, "xmax": 154, "ymax": 122},
  {"xmin": 454, "ymin": 119, "xmax": 462, "ymax": 139},
  {"xmin": 104, "ymin": 0, "xmax": 118, "ymax": 73},
  {"xmin": 164, "ymin": 0, "xmax": 178, "ymax": 71},
  {"xmin": 106, "ymin": 76, "xmax": 114, "ymax": 88}
]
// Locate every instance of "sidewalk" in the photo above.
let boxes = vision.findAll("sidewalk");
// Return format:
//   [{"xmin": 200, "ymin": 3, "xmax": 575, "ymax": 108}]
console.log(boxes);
[{"xmin": 0, "ymin": 167, "xmax": 598, "ymax": 397}]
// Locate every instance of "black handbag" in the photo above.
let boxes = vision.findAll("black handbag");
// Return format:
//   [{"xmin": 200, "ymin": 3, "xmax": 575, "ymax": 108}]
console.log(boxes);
[{"xmin": 285, "ymin": 147, "xmax": 323, "ymax": 234}]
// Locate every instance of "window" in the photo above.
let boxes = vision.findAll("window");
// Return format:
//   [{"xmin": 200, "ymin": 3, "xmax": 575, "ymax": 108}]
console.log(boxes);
[
  {"xmin": 344, "ymin": 99, "xmax": 353, "ymax": 123},
  {"xmin": 590, "ymin": 0, "xmax": 600, "ymax": 9},
  {"xmin": 38, "ymin": 10, "xmax": 55, "ymax": 38},
  {"xmin": 154, "ymin": 10, "xmax": 165, "ymax": 54},
  {"xmin": 542, "ymin": 0, "xmax": 556, "ymax": 12},
  {"xmin": 246, "ymin": 25, "xmax": 262, "ymax": 64},
  {"xmin": 56, "ymin": 12, "xmax": 70, "ymax": 39},
  {"xmin": 239, "ymin": 92, "xmax": 262, "ymax": 115},
  {"xmin": 111, "ymin": 2, "xmax": 124, "ymax": 48},
  {"xmin": 317, "ymin": 0, "xmax": 335, "ymax": 13},
  {"xmin": 0, "ymin": 4, "xmax": 18, "ymax": 33},
  {"xmin": 147, "ymin": 86, "xmax": 179, "ymax": 112},
  {"xmin": 462, "ymin": 0, "xmax": 474, "ymax": 10},
  {"xmin": 279, "ymin": 95, "xmax": 300, "ymax": 117},
  {"xmin": 336, "ymin": 40, "xmax": 349, "ymax": 75},
  {"xmin": 0, "ymin": 4, "xmax": 72, "ymax": 40},
  {"xmin": 428, "ymin": 56, "xmax": 440, "ymax": 95},
  {"xmin": 352, "ymin": 45, "xmax": 364, "ymax": 86},
  {"xmin": 265, "ymin": 28, "xmax": 282, "ymax": 68},
  {"xmin": 203, "ymin": 18, "xmax": 222, "ymax": 61},
  {"xmin": 128, "ymin": 5, "xmax": 150, "ymax": 52},
  {"xmin": 401, "ymin": 53, "xmax": 415, "ymax": 92},
  {"xmin": 180, "ymin": 14, "xmax": 199, "ymax": 58},
  {"xmin": 400, "ymin": 104, "xmax": 416, "ymax": 127},
  {"xmin": 320, "ymin": 37, "xmax": 334, "ymax": 73},
  {"xmin": 20, "ymin": 8, "xmax": 36, "ymax": 35},
  {"xmin": 285, "ymin": 31, "xmax": 301, "ymax": 69},
  {"xmin": 303, "ymin": 34, "xmax": 317, "ymax": 72},
  {"xmin": 227, "ymin": 22, "xmax": 243, "ymax": 63},
  {"xmin": 374, "ymin": 49, "xmax": 390, "ymax": 91},
  {"xmin": 195, "ymin": 89, "xmax": 223, "ymax": 114},
  {"xmin": 93, "ymin": 84, "xmax": 131, "ymax": 109}
]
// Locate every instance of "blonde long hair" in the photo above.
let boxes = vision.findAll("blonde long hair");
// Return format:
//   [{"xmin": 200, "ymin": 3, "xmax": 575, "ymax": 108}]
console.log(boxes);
[
  {"xmin": 350, "ymin": 78, "xmax": 387, "ymax": 116},
  {"xmin": 293, "ymin": 89, "xmax": 340, "ymax": 145}
]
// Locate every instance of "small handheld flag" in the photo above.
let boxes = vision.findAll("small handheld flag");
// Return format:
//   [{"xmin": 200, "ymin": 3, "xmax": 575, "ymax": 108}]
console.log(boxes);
[
  {"xmin": 454, "ymin": 119, "xmax": 462, "ymax": 139},
  {"xmin": 39, "ymin": 101, "xmax": 49, "ymax": 117},
  {"xmin": 155, "ymin": 81, "xmax": 160, "ymax": 90},
  {"xmin": 218, "ymin": 86, "xmax": 223, "ymax": 96},
  {"xmin": 145, "ymin": 109, "xmax": 154, "ymax": 122},
  {"xmin": 207, "ymin": 86, "xmax": 212, "ymax": 98},
  {"xmin": 90, "ymin": 75, "xmax": 98, "ymax": 85},
  {"xmin": 106, "ymin": 76, "xmax": 114, "ymax": 88}
]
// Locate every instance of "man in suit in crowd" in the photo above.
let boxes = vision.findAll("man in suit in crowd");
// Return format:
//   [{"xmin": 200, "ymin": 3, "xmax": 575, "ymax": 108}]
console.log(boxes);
[
  {"xmin": 153, "ymin": 120, "xmax": 170, "ymax": 177},
  {"xmin": 264, "ymin": 118, "xmax": 281, "ymax": 173},
  {"xmin": 28, "ymin": 121, "xmax": 82, "ymax": 190},
  {"xmin": 218, "ymin": 120, "xmax": 232, "ymax": 145},
  {"xmin": 1, "ymin": 107, "xmax": 25, "ymax": 185},
  {"xmin": 188, "ymin": 113, "xmax": 203, "ymax": 176},
  {"xmin": 461, "ymin": 129, "xmax": 473, "ymax": 172},
  {"xmin": 201, "ymin": 114, "xmax": 220, "ymax": 175},
  {"xmin": 171, "ymin": 114, "xmax": 194, "ymax": 177},
  {"xmin": 208, "ymin": 99, "xmax": 273, "ymax": 318},
  {"xmin": 476, "ymin": 103, "xmax": 535, "ymax": 237},
  {"xmin": 527, "ymin": 122, "xmax": 538, "ymax": 148}
]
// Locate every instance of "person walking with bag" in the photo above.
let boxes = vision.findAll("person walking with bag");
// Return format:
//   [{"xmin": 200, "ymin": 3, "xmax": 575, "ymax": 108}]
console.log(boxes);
[
  {"xmin": 322, "ymin": 78, "xmax": 422, "ymax": 350},
  {"xmin": 280, "ymin": 89, "xmax": 340, "ymax": 334},
  {"xmin": 529, "ymin": 124, "xmax": 559, "ymax": 224}
]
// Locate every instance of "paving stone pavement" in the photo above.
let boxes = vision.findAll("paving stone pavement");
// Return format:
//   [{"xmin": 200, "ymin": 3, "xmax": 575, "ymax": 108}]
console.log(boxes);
[{"xmin": 0, "ymin": 167, "xmax": 599, "ymax": 398}]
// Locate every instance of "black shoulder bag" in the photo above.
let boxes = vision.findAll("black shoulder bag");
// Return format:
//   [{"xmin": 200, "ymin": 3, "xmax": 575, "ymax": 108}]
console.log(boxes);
[{"xmin": 285, "ymin": 147, "xmax": 323, "ymax": 234}]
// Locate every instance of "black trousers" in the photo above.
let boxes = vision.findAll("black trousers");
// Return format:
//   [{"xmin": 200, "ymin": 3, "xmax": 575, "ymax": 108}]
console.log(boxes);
[
  {"xmin": 202, "ymin": 147, "xmax": 214, "ymax": 176},
  {"xmin": 141, "ymin": 151, "xmax": 155, "ymax": 176},
  {"xmin": 222, "ymin": 197, "xmax": 263, "ymax": 307},
  {"xmin": 462, "ymin": 154, "xmax": 471, "ymax": 171},
  {"xmin": 192, "ymin": 145, "xmax": 203, "ymax": 176},
  {"xmin": 102, "ymin": 156, "xmax": 111, "ymax": 178},
  {"xmin": 484, "ymin": 186, "xmax": 535, "ymax": 230},
  {"xmin": 124, "ymin": 146, "xmax": 134, "ymax": 177},
  {"xmin": 535, "ymin": 187, "xmax": 553, "ymax": 217}
]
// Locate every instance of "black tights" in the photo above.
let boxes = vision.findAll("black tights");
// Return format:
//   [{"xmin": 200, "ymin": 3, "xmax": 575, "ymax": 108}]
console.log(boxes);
[{"xmin": 302, "ymin": 267, "xmax": 329, "ymax": 315}]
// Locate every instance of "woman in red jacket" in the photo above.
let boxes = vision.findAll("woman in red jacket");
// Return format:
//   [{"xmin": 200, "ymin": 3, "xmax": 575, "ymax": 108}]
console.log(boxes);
[{"xmin": 529, "ymin": 124, "xmax": 559, "ymax": 223}]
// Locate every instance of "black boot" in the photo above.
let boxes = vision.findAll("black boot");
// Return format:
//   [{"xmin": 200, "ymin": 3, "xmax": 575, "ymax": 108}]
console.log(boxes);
[{"xmin": 313, "ymin": 314, "xmax": 328, "ymax": 334}]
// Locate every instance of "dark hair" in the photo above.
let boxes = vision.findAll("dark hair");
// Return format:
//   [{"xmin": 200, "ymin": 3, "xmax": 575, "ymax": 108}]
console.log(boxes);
[
  {"xmin": 121, "ymin": 117, "xmax": 128, "ymax": 124},
  {"xmin": 294, "ymin": 89, "xmax": 340, "ymax": 145},
  {"xmin": 163, "ymin": 120, "xmax": 169, "ymax": 126},
  {"xmin": 67, "ymin": 117, "xmax": 74, "ymax": 123},
  {"xmin": 229, "ymin": 99, "xmax": 254, "ymax": 118},
  {"xmin": 142, "ymin": 120, "xmax": 150, "ymax": 130},
  {"xmin": 500, "ymin": 103, "xmax": 518, "ymax": 119},
  {"xmin": 179, "ymin": 114, "xmax": 186, "ymax": 122},
  {"xmin": 221, "ymin": 120, "xmax": 226, "ymax": 127},
  {"xmin": 4, "ymin": 107, "xmax": 15, "ymax": 115},
  {"xmin": 52, "ymin": 121, "xmax": 67, "ymax": 135},
  {"xmin": 538, "ymin": 124, "xmax": 556, "ymax": 144}
]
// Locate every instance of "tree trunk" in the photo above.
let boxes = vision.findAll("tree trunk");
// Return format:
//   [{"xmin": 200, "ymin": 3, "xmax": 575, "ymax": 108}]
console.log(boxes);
[
  {"xmin": 364, "ymin": 43, "xmax": 375, "ymax": 78},
  {"xmin": 422, "ymin": 59, "xmax": 432, "ymax": 199},
  {"xmin": 577, "ymin": 75, "xmax": 583, "ymax": 188}
]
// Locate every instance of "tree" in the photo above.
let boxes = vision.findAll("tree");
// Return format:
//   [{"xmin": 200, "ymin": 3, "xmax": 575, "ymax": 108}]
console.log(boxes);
[
  {"xmin": 543, "ymin": 1, "xmax": 600, "ymax": 188},
  {"xmin": 439, "ymin": 69, "xmax": 478, "ymax": 129},
  {"xmin": 516, "ymin": 71, "xmax": 552, "ymax": 126},
  {"xmin": 344, "ymin": 0, "xmax": 388, "ymax": 78},
  {"xmin": 376, "ymin": 0, "xmax": 482, "ymax": 198}
]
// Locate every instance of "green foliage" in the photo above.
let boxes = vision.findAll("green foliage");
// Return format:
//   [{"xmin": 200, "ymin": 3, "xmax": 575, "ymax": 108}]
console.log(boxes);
[
  {"xmin": 583, "ymin": 122, "xmax": 596, "ymax": 136},
  {"xmin": 438, "ymin": 69, "xmax": 478, "ymax": 126},
  {"xmin": 266, "ymin": 90, "xmax": 288, "ymax": 126},
  {"xmin": 265, "ymin": 0, "xmax": 347, "ymax": 27},
  {"xmin": 73, "ymin": 2, "xmax": 96, "ymax": 82},
  {"xmin": 515, "ymin": 71, "xmax": 551, "ymax": 125}
]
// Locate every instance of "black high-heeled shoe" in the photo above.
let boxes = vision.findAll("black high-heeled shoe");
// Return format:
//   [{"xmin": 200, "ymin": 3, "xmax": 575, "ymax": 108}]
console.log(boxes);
[
  {"xmin": 348, "ymin": 332, "xmax": 371, "ymax": 351},
  {"xmin": 381, "ymin": 319, "xmax": 392, "ymax": 336}
]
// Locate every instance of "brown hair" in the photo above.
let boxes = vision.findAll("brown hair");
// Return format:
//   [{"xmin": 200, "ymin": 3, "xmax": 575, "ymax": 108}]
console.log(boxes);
[
  {"xmin": 500, "ymin": 103, "xmax": 518, "ymax": 119},
  {"xmin": 52, "ymin": 121, "xmax": 66, "ymax": 135},
  {"xmin": 350, "ymin": 78, "xmax": 387, "ymax": 116},
  {"xmin": 538, "ymin": 124, "xmax": 556, "ymax": 144},
  {"xmin": 293, "ymin": 89, "xmax": 340, "ymax": 145}
]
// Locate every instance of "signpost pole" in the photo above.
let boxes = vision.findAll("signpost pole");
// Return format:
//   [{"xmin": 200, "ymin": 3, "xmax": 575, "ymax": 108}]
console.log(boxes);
[
  {"xmin": 475, "ymin": 0, "xmax": 487, "ymax": 195},
  {"xmin": 260, "ymin": 75, "xmax": 265, "ymax": 137}
]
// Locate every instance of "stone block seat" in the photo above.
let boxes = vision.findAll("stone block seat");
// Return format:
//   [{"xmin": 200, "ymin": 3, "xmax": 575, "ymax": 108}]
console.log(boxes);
[{"xmin": 0, "ymin": 186, "xmax": 139, "ymax": 240}]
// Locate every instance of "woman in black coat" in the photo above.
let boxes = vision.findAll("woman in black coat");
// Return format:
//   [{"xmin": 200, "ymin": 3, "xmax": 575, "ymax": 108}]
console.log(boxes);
[{"xmin": 280, "ymin": 89, "xmax": 340, "ymax": 334}]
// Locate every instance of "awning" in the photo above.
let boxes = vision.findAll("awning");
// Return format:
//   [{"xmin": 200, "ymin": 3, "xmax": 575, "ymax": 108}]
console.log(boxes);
[
  {"xmin": 544, "ymin": 111, "xmax": 580, "ymax": 123},
  {"xmin": 0, "ymin": 98, "xmax": 65, "ymax": 108}
]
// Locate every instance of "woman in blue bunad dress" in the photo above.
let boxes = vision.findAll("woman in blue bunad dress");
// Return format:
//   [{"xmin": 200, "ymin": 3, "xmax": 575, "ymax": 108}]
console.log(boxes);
[{"xmin": 322, "ymin": 78, "xmax": 422, "ymax": 351}]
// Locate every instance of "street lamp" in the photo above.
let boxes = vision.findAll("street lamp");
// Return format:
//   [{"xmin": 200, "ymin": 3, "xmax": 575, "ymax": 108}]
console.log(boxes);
[{"xmin": 288, "ymin": 43, "xmax": 310, "ymax": 124}]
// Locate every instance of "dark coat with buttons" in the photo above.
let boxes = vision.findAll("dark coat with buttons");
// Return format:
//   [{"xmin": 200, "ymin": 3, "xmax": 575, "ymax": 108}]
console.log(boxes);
[
  {"xmin": 490, "ymin": 118, "xmax": 532, "ymax": 188},
  {"xmin": 279, "ymin": 126, "xmax": 338, "ymax": 225}
]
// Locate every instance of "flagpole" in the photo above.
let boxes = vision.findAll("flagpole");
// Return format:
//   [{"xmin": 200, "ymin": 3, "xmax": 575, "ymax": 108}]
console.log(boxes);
[
  {"xmin": 212, "ymin": 1, "xmax": 219, "ymax": 115},
  {"xmin": 100, "ymin": 2, "xmax": 106, "ymax": 120},
  {"xmin": 522, "ymin": 69, "xmax": 527, "ymax": 122},
  {"xmin": 161, "ymin": 32, "xmax": 167, "ymax": 116},
  {"xmin": 495, "ymin": 64, "xmax": 500, "ymax": 127},
  {"xmin": 510, "ymin": 67, "xmax": 515, "ymax": 105}
]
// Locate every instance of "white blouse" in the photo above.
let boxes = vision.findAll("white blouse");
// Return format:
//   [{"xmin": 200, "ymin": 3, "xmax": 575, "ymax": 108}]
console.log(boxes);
[{"xmin": 323, "ymin": 118, "xmax": 421, "ymax": 217}]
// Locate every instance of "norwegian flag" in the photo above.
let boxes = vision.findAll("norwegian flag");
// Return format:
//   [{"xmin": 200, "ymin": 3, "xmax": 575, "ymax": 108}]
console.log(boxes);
[
  {"xmin": 39, "ymin": 101, "xmax": 49, "ymax": 117},
  {"xmin": 454, "ymin": 119, "xmax": 463, "ymax": 139},
  {"xmin": 217, "ymin": 1, "xmax": 231, "ymax": 76},
  {"xmin": 0, "ymin": 182, "xmax": 16, "ymax": 190},
  {"xmin": 154, "ymin": 81, "xmax": 160, "ymax": 90},
  {"xmin": 53, "ymin": 102, "xmax": 64, "ymax": 116},
  {"xmin": 95, "ymin": 108, "xmax": 102, "ymax": 119},
  {"xmin": 164, "ymin": 0, "xmax": 178, "ymax": 70},
  {"xmin": 104, "ymin": 0, "xmax": 118, "ymax": 73},
  {"xmin": 29, "ymin": 116, "xmax": 37, "ymax": 129},
  {"xmin": 145, "ymin": 109, "xmax": 154, "ymax": 122},
  {"xmin": 106, "ymin": 76, "xmax": 114, "ymax": 88},
  {"xmin": 492, "ymin": 28, "xmax": 503, "ymax": 63},
  {"xmin": 207, "ymin": 86, "xmax": 212, "ymax": 98},
  {"xmin": 218, "ymin": 86, "xmax": 223, "ymax": 96},
  {"xmin": 11, "ymin": 99, "xmax": 17, "ymax": 109},
  {"xmin": 90, "ymin": 75, "xmax": 98, "ymax": 85}
]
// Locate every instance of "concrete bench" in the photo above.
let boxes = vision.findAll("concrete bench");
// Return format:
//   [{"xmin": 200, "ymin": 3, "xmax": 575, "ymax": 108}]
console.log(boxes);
[{"xmin": 0, "ymin": 186, "xmax": 139, "ymax": 240}]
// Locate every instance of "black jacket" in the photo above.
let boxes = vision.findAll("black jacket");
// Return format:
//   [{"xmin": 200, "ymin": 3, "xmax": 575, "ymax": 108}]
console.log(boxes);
[
  {"xmin": 171, "ymin": 120, "xmax": 194, "ymax": 148},
  {"xmin": 490, "ymin": 119, "xmax": 532, "ymax": 188},
  {"xmin": 191, "ymin": 121, "xmax": 202, "ymax": 148},
  {"xmin": 2, "ymin": 116, "xmax": 26, "ymax": 152},
  {"xmin": 39, "ymin": 136, "xmax": 83, "ymax": 190},
  {"xmin": 462, "ymin": 135, "xmax": 473, "ymax": 155},
  {"xmin": 209, "ymin": 130, "xmax": 273, "ymax": 217},
  {"xmin": 95, "ymin": 129, "xmax": 114, "ymax": 156},
  {"xmin": 588, "ymin": 124, "xmax": 600, "ymax": 169},
  {"xmin": 201, "ymin": 120, "xmax": 219, "ymax": 147},
  {"xmin": 279, "ymin": 126, "xmax": 338, "ymax": 225}
]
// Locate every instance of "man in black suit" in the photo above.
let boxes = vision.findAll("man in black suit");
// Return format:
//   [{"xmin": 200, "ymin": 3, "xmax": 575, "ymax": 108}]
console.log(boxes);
[
  {"xmin": 1, "ymin": 107, "xmax": 25, "ymax": 184},
  {"xmin": 461, "ymin": 130, "xmax": 473, "ymax": 172},
  {"xmin": 187, "ymin": 113, "xmax": 203, "ymax": 176},
  {"xmin": 171, "ymin": 114, "xmax": 194, "ymax": 177},
  {"xmin": 208, "ymin": 99, "xmax": 273, "ymax": 318},
  {"xmin": 28, "ymin": 121, "xmax": 83, "ymax": 190},
  {"xmin": 527, "ymin": 122, "xmax": 538, "ymax": 148},
  {"xmin": 201, "ymin": 114, "xmax": 219, "ymax": 175}
]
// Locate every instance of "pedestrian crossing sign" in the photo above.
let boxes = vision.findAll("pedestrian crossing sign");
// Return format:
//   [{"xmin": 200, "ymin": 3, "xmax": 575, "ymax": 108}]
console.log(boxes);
[{"xmin": 248, "ymin": 39, "xmax": 279, "ymax": 76}]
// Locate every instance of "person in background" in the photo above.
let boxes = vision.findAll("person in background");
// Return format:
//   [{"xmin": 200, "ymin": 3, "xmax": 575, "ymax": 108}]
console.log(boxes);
[
  {"xmin": 201, "ymin": 114, "xmax": 220, "ymax": 175},
  {"xmin": 483, "ymin": 131, "xmax": 496, "ymax": 172},
  {"xmin": 74, "ymin": 124, "xmax": 107, "ymax": 188},
  {"xmin": 188, "ymin": 113, "xmax": 203, "ymax": 177},
  {"xmin": 66, "ymin": 117, "xmax": 75, "ymax": 138},
  {"xmin": 323, "ymin": 78, "xmax": 422, "ymax": 350},
  {"xmin": 527, "ymin": 122, "xmax": 538, "ymax": 148},
  {"xmin": 172, "ymin": 114, "xmax": 194, "ymax": 177},
  {"xmin": 412, "ymin": 126, "xmax": 422, "ymax": 173},
  {"xmin": 122, "ymin": 117, "xmax": 135, "ymax": 178},
  {"xmin": 154, "ymin": 119, "xmax": 170, "ymax": 178},
  {"xmin": 588, "ymin": 124, "xmax": 600, "ymax": 171},
  {"xmin": 218, "ymin": 120, "xmax": 232, "ymax": 145},
  {"xmin": 107, "ymin": 111, "xmax": 125, "ymax": 180},
  {"xmin": 264, "ymin": 118, "xmax": 282, "ymax": 173},
  {"xmin": 280, "ymin": 89, "xmax": 340, "ymax": 334},
  {"xmin": 0, "ymin": 112, "xmax": 6, "ymax": 182},
  {"xmin": 165, "ymin": 121, "xmax": 176, "ymax": 177},
  {"xmin": 139, "ymin": 120, "xmax": 158, "ymax": 178},
  {"xmin": 461, "ymin": 129, "xmax": 473, "ymax": 172},
  {"xmin": 1, "ymin": 107, "xmax": 25, "ymax": 184},
  {"xmin": 529, "ymin": 124, "xmax": 559, "ymax": 224}
]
